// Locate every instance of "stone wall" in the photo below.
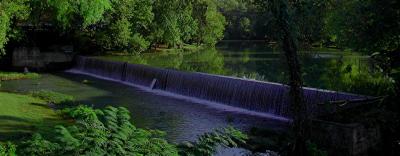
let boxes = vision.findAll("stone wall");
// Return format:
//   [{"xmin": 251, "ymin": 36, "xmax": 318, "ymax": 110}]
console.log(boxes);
[
  {"xmin": 12, "ymin": 47, "xmax": 74, "ymax": 70},
  {"xmin": 311, "ymin": 119, "xmax": 381, "ymax": 156}
]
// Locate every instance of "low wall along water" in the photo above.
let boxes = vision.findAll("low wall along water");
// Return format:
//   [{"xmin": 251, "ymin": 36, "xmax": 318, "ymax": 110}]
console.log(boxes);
[{"xmin": 73, "ymin": 56, "xmax": 369, "ymax": 119}]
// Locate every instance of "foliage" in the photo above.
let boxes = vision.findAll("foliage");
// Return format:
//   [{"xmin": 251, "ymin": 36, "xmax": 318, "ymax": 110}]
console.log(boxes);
[
  {"xmin": 306, "ymin": 141, "xmax": 327, "ymax": 156},
  {"xmin": 324, "ymin": 0, "xmax": 399, "ymax": 53},
  {"xmin": 46, "ymin": 0, "xmax": 112, "ymax": 28},
  {"xmin": 9, "ymin": 103, "xmax": 248, "ymax": 156},
  {"xmin": 20, "ymin": 105, "xmax": 179, "ymax": 155},
  {"xmin": 20, "ymin": 134, "xmax": 58, "ymax": 156},
  {"xmin": 0, "ymin": 71, "xmax": 39, "ymax": 81},
  {"xmin": 0, "ymin": 0, "xmax": 29, "ymax": 55},
  {"xmin": 30, "ymin": 90, "xmax": 75, "ymax": 105},
  {"xmin": 193, "ymin": 0, "xmax": 226, "ymax": 46},
  {"xmin": 321, "ymin": 58, "xmax": 395, "ymax": 96},
  {"xmin": 94, "ymin": 0, "xmax": 154, "ymax": 53},
  {"xmin": 178, "ymin": 126, "xmax": 247, "ymax": 156},
  {"xmin": 0, "ymin": 142, "xmax": 17, "ymax": 156},
  {"xmin": 151, "ymin": 0, "xmax": 181, "ymax": 47},
  {"xmin": 0, "ymin": 0, "xmax": 226, "ymax": 55},
  {"xmin": 323, "ymin": 0, "xmax": 399, "ymax": 97}
]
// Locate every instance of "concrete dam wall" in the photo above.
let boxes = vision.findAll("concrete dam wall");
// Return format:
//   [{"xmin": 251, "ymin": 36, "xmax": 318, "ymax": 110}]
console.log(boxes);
[{"xmin": 73, "ymin": 56, "xmax": 369, "ymax": 119}]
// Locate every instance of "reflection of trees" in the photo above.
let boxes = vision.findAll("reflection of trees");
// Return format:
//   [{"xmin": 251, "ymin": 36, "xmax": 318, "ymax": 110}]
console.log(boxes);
[
  {"xmin": 319, "ymin": 57, "xmax": 394, "ymax": 96},
  {"xmin": 98, "ymin": 46, "xmax": 393, "ymax": 96},
  {"xmin": 180, "ymin": 48, "xmax": 226, "ymax": 74},
  {"xmin": 143, "ymin": 51, "xmax": 184, "ymax": 69},
  {"xmin": 96, "ymin": 55, "xmax": 148, "ymax": 65}
]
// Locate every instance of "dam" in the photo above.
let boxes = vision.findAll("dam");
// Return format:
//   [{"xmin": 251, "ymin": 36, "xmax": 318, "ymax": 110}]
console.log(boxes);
[{"xmin": 71, "ymin": 56, "xmax": 370, "ymax": 119}]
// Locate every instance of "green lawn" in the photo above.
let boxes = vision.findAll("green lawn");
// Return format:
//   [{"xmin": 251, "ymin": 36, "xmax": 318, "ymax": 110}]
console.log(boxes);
[
  {"xmin": 0, "ymin": 71, "xmax": 40, "ymax": 81},
  {"xmin": 0, "ymin": 92, "xmax": 61, "ymax": 141}
]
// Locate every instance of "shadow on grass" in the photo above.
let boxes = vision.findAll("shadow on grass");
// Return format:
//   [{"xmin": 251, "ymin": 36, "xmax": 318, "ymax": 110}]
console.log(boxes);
[
  {"xmin": 0, "ymin": 115, "xmax": 64, "ymax": 142},
  {"xmin": 0, "ymin": 115, "xmax": 31, "ymax": 123},
  {"xmin": 0, "ymin": 115, "xmax": 34, "ymax": 141},
  {"xmin": 29, "ymin": 102, "xmax": 52, "ymax": 109}
]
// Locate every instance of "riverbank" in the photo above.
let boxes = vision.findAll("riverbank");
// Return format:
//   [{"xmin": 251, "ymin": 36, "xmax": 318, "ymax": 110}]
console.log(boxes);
[
  {"xmin": 0, "ymin": 71, "xmax": 40, "ymax": 81},
  {"xmin": 0, "ymin": 92, "xmax": 62, "ymax": 141}
]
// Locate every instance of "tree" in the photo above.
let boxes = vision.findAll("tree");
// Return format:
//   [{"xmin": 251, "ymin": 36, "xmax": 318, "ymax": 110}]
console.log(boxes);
[
  {"xmin": 177, "ymin": 0, "xmax": 198, "ymax": 43},
  {"xmin": 193, "ymin": 0, "xmax": 226, "ymax": 46},
  {"xmin": 0, "ymin": 0, "xmax": 29, "ymax": 55},
  {"xmin": 94, "ymin": 0, "xmax": 153, "ymax": 53},
  {"xmin": 46, "ymin": 0, "xmax": 112, "ymax": 28},
  {"xmin": 325, "ymin": 0, "xmax": 399, "ymax": 91},
  {"xmin": 1, "ymin": 0, "xmax": 227, "ymax": 56},
  {"xmin": 254, "ymin": 0, "xmax": 310, "ymax": 155},
  {"xmin": 150, "ymin": 0, "xmax": 181, "ymax": 47},
  {"xmin": 325, "ymin": 1, "xmax": 399, "ymax": 155}
]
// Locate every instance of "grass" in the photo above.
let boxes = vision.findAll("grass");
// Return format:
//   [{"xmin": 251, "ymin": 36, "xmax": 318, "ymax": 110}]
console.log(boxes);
[
  {"xmin": 30, "ymin": 90, "xmax": 75, "ymax": 105},
  {"xmin": 0, "ymin": 92, "xmax": 62, "ymax": 142},
  {"xmin": 0, "ymin": 71, "xmax": 40, "ymax": 81}
]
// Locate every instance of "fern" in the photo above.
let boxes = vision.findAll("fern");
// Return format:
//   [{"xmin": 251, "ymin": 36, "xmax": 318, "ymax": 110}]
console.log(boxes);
[
  {"xmin": 17, "ymin": 105, "xmax": 245, "ymax": 156},
  {"xmin": 0, "ymin": 142, "xmax": 17, "ymax": 156},
  {"xmin": 178, "ymin": 126, "xmax": 248, "ymax": 156}
]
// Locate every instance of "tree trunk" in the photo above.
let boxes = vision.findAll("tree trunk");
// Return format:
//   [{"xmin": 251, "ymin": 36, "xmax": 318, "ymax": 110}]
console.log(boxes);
[
  {"xmin": 282, "ymin": 27, "xmax": 309, "ymax": 156},
  {"xmin": 276, "ymin": 1, "xmax": 310, "ymax": 156}
]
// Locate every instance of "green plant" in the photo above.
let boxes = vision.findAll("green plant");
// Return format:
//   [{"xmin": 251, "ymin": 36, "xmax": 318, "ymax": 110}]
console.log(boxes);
[
  {"xmin": 178, "ymin": 126, "xmax": 247, "ymax": 156},
  {"xmin": 19, "ymin": 134, "xmax": 59, "ymax": 156},
  {"xmin": 20, "ymin": 105, "xmax": 179, "ymax": 155},
  {"xmin": 306, "ymin": 141, "xmax": 327, "ymax": 156},
  {"xmin": 17, "ymin": 105, "xmax": 248, "ymax": 156},
  {"xmin": 0, "ymin": 142, "xmax": 17, "ymax": 156}
]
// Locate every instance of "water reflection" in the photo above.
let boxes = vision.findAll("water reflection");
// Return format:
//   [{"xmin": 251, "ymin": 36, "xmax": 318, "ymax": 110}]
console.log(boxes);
[{"xmin": 96, "ymin": 41, "xmax": 392, "ymax": 96}]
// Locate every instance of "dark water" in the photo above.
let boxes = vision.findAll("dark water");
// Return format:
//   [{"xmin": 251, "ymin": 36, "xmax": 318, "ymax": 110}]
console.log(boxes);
[
  {"xmin": 0, "ymin": 73, "xmax": 288, "ymax": 143},
  {"xmin": 96, "ymin": 41, "xmax": 384, "ymax": 95}
]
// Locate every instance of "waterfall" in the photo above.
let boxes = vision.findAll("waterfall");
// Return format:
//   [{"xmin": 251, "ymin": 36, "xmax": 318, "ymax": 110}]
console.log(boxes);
[{"xmin": 73, "ymin": 56, "xmax": 369, "ymax": 118}]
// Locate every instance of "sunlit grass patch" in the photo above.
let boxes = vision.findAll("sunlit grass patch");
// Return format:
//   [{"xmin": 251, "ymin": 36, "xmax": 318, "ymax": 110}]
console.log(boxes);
[{"xmin": 0, "ymin": 71, "xmax": 40, "ymax": 81}]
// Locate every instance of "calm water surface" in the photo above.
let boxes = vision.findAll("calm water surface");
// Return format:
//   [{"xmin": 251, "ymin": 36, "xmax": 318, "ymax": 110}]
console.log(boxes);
[{"xmin": 96, "ymin": 41, "xmax": 372, "ymax": 94}]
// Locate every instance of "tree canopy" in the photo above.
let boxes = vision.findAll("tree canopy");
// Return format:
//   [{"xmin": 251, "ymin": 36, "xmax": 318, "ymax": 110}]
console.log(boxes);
[{"xmin": 0, "ymin": 0, "xmax": 226, "ymax": 55}]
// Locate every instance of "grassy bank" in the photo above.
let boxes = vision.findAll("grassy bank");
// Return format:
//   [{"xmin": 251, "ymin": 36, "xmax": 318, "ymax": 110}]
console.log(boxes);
[
  {"xmin": 0, "ymin": 71, "xmax": 40, "ymax": 81},
  {"xmin": 0, "ymin": 92, "xmax": 61, "ymax": 141}
]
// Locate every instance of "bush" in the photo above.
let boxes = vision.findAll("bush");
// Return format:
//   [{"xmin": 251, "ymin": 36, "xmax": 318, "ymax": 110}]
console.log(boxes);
[{"xmin": 30, "ymin": 90, "xmax": 75, "ymax": 106}]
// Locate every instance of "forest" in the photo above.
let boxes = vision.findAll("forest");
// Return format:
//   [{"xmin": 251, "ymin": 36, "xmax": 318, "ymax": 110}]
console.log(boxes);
[{"xmin": 0, "ymin": 0, "xmax": 399, "ymax": 156}]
